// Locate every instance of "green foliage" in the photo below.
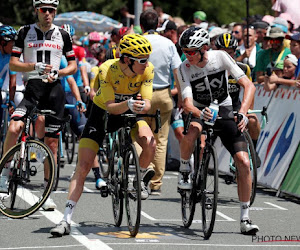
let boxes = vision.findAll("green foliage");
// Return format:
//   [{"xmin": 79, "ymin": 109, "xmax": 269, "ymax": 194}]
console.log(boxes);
[{"xmin": 0, "ymin": 0, "xmax": 272, "ymax": 27}]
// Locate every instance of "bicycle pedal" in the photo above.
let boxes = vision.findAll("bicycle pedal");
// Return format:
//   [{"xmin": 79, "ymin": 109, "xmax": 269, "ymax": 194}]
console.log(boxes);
[{"xmin": 100, "ymin": 186, "xmax": 109, "ymax": 197}]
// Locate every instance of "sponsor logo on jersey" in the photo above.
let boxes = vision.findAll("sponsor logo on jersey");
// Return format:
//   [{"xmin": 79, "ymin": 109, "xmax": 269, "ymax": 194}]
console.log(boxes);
[
  {"xmin": 115, "ymin": 94, "xmax": 132, "ymax": 102},
  {"xmin": 28, "ymin": 33, "xmax": 37, "ymax": 41},
  {"xmin": 89, "ymin": 126, "xmax": 97, "ymax": 134},
  {"xmin": 128, "ymin": 81, "xmax": 142, "ymax": 91},
  {"xmin": 27, "ymin": 42, "xmax": 62, "ymax": 50}
]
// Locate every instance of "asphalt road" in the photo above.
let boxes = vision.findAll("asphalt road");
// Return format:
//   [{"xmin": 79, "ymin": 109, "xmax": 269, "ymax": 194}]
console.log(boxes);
[{"xmin": 1, "ymin": 154, "xmax": 300, "ymax": 250}]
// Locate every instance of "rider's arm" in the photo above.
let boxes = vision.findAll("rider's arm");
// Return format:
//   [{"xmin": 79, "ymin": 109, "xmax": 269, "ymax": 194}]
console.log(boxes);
[
  {"xmin": 106, "ymin": 100, "xmax": 130, "ymax": 115},
  {"xmin": 67, "ymin": 76, "xmax": 82, "ymax": 102},
  {"xmin": 8, "ymin": 72, "xmax": 16, "ymax": 103},
  {"xmin": 58, "ymin": 60, "xmax": 77, "ymax": 77},
  {"xmin": 183, "ymin": 97, "xmax": 201, "ymax": 118},
  {"xmin": 237, "ymin": 76, "xmax": 256, "ymax": 115}
]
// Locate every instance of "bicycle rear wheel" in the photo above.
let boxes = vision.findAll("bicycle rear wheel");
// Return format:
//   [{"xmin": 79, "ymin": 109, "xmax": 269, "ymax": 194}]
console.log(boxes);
[
  {"xmin": 110, "ymin": 141, "xmax": 123, "ymax": 226},
  {"xmin": 201, "ymin": 144, "xmax": 218, "ymax": 240},
  {"xmin": 244, "ymin": 131, "xmax": 257, "ymax": 206},
  {"xmin": 0, "ymin": 140, "xmax": 55, "ymax": 219},
  {"xmin": 64, "ymin": 123, "xmax": 75, "ymax": 164},
  {"xmin": 99, "ymin": 134, "xmax": 110, "ymax": 179},
  {"xmin": 124, "ymin": 143, "xmax": 141, "ymax": 237}
]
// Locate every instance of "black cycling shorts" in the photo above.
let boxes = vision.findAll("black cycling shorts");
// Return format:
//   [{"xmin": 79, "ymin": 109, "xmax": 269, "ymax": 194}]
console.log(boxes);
[
  {"xmin": 187, "ymin": 105, "xmax": 247, "ymax": 156},
  {"xmin": 12, "ymin": 79, "xmax": 66, "ymax": 138}
]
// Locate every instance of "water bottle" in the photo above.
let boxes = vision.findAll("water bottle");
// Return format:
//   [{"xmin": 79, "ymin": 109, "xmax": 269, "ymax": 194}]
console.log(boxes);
[{"xmin": 204, "ymin": 99, "xmax": 219, "ymax": 126}]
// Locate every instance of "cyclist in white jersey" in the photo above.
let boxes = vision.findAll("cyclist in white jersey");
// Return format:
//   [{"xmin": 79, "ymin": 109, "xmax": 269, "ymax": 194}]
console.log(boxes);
[
  {"xmin": 1, "ymin": 0, "xmax": 76, "ymax": 211},
  {"xmin": 177, "ymin": 27, "xmax": 259, "ymax": 235}
]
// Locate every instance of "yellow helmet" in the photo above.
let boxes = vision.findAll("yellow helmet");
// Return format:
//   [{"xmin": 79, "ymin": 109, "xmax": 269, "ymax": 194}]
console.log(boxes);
[{"xmin": 119, "ymin": 34, "xmax": 152, "ymax": 57}]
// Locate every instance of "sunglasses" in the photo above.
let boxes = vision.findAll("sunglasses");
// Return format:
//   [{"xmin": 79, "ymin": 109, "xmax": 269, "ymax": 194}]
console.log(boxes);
[
  {"xmin": 232, "ymin": 30, "xmax": 240, "ymax": 34},
  {"xmin": 37, "ymin": 7, "xmax": 56, "ymax": 14},
  {"xmin": 183, "ymin": 50, "xmax": 199, "ymax": 56},
  {"xmin": 269, "ymin": 39, "xmax": 282, "ymax": 44},
  {"xmin": 128, "ymin": 57, "xmax": 149, "ymax": 64}
]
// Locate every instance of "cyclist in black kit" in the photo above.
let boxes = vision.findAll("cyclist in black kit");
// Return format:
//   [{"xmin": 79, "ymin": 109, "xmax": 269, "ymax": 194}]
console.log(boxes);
[
  {"xmin": 177, "ymin": 27, "xmax": 259, "ymax": 235},
  {"xmin": 2, "ymin": 0, "xmax": 77, "ymax": 210}
]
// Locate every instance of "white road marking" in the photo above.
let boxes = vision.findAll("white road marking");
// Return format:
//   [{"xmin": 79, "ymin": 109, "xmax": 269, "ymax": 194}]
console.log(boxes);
[
  {"xmin": 264, "ymin": 202, "xmax": 288, "ymax": 210},
  {"xmin": 0, "ymin": 245, "xmax": 82, "ymax": 249},
  {"xmin": 15, "ymin": 187, "xmax": 112, "ymax": 250},
  {"xmin": 216, "ymin": 211, "xmax": 235, "ymax": 221},
  {"xmin": 141, "ymin": 211, "xmax": 157, "ymax": 220}
]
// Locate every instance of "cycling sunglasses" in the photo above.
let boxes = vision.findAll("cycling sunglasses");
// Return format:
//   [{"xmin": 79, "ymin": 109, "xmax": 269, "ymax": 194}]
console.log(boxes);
[
  {"xmin": 183, "ymin": 50, "xmax": 199, "ymax": 56},
  {"xmin": 37, "ymin": 7, "xmax": 56, "ymax": 14},
  {"xmin": 128, "ymin": 57, "xmax": 149, "ymax": 64}
]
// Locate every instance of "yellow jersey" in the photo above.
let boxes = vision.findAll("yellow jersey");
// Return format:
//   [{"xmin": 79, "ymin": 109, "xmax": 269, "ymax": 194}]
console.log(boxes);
[{"xmin": 93, "ymin": 59, "xmax": 154, "ymax": 110}]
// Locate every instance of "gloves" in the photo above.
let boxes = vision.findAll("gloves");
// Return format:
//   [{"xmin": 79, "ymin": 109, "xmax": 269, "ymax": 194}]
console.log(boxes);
[
  {"xmin": 238, "ymin": 113, "xmax": 249, "ymax": 126},
  {"xmin": 84, "ymin": 86, "xmax": 90, "ymax": 93},
  {"xmin": 127, "ymin": 97, "xmax": 136, "ymax": 112},
  {"xmin": 34, "ymin": 62, "xmax": 47, "ymax": 74},
  {"xmin": 200, "ymin": 108, "xmax": 207, "ymax": 120},
  {"xmin": 76, "ymin": 100, "xmax": 86, "ymax": 110},
  {"xmin": 127, "ymin": 97, "xmax": 146, "ymax": 113},
  {"xmin": 49, "ymin": 70, "xmax": 59, "ymax": 81}
]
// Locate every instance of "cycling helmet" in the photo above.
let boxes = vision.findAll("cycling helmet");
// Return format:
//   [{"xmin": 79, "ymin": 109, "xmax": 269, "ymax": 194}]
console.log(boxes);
[
  {"xmin": 119, "ymin": 27, "xmax": 129, "ymax": 38},
  {"xmin": 179, "ymin": 26, "xmax": 210, "ymax": 49},
  {"xmin": 215, "ymin": 33, "xmax": 238, "ymax": 50},
  {"xmin": 119, "ymin": 34, "xmax": 152, "ymax": 57},
  {"xmin": 61, "ymin": 24, "xmax": 75, "ymax": 37},
  {"xmin": 0, "ymin": 25, "xmax": 18, "ymax": 42},
  {"xmin": 88, "ymin": 32, "xmax": 101, "ymax": 42},
  {"xmin": 33, "ymin": 0, "xmax": 59, "ymax": 7},
  {"xmin": 90, "ymin": 43, "xmax": 104, "ymax": 56}
]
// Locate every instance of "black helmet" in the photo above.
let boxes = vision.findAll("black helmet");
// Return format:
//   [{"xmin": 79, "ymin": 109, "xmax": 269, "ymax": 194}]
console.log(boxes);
[
  {"xmin": 215, "ymin": 33, "xmax": 238, "ymax": 50},
  {"xmin": 179, "ymin": 26, "xmax": 210, "ymax": 49}
]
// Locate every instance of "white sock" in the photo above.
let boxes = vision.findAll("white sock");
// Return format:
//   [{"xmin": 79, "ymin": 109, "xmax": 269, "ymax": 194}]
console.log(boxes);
[
  {"xmin": 63, "ymin": 200, "xmax": 77, "ymax": 224},
  {"xmin": 240, "ymin": 201, "xmax": 250, "ymax": 221},
  {"xmin": 180, "ymin": 158, "xmax": 190, "ymax": 172}
]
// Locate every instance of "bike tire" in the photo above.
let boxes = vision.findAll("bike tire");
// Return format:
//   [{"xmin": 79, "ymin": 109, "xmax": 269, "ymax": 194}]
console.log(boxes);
[
  {"xmin": 53, "ymin": 136, "xmax": 62, "ymax": 191},
  {"xmin": 201, "ymin": 144, "xmax": 218, "ymax": 240},
  {"xmin": 124, "ymin": 143, "xmax": 141, "ymax": 237},
  {"xmin": 244, "ymin": 131, "xmax": 257, "ymax": 206},
  {"xmin": 181, "ymin": 143, "xmax": 199, "ymax": 228},
  {"xmin": 64, "ymin": 123, "xmax": 75, "ymax": 164},
  {"xmin": 99, "ymin": 134, "xmax": 110, "ymax": 179},
  {"xmin": 110, "ymin": 141, "xmax": 123, "ymax": 227},
  {"xmin": 0, "ymin": 140, "xmax": 55, "ymax": 219}
]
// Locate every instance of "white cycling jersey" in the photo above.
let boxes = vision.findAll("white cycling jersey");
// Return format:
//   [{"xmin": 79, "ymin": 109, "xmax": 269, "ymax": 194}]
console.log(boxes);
[
  {"xmin": 177, "ymin": 50, "xmax": 246, "ymax": 108},
  {"xmin": 12, "ymin": 23, "xmax": 75, "ymax": 81}
]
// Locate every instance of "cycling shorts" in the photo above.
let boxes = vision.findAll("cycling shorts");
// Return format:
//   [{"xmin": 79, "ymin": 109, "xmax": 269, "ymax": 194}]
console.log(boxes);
[
  {"xmin": 79, "ymin": 103, "xmax": 149, "ymax": 153},
  {"xmin": 188, "ymin": 105, "xmax": 247, "ymax": 156},
  {"xmin": 171, "ymin": 108, "xmax": 184, "ymax": 130},
  {"xmin": 12, "ymin": 79, "xmax": 65, "ymax": 138}
]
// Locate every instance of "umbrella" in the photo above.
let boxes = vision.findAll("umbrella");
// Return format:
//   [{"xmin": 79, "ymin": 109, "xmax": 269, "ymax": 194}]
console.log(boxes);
[{"xmin": 54, "ymin": 11, "xmax": 122, "ymax": 33}]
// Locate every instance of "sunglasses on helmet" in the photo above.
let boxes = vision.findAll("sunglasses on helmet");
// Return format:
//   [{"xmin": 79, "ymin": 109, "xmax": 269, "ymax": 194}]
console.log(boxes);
[
  {"xmin": 37, "ymin": 7, "xmax": 56, "ymax": 14},
  {"xmin": 128, "ymin": 57, "xmax": 149, "ymax": 64}
]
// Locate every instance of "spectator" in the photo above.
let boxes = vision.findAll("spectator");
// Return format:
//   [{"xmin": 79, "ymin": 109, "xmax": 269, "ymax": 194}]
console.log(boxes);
[
  {"xmin": 286, "ymin": 33, "xmax": 300, "ymax": 79},
  {"xmin": 252, "ymin": 21, "xmax": 270, "ymax": 49},
  {"xmin": 272, "ymin": 17, "xmax": 290, "ymax": 48},
  {"xmin": 272, "ymin": 0, "xmax": 300, "ymax": 30},
  {"xmin": 279, "ymin": 13, "xmax": 295, "ymax": 34},
  {"xmin": 155, "ymin": 6, "xmax": 172, "ymax": 27},
  {"xmin": 193, "ymin": 11, "xmax": 208, "ymax": 30},
  {"xmin": 176, "ymin": 25, "xmax": 189, "ymax": 57},
  {"xmin": 255, "ymin": 26, "xmax": 291, "ymax": 83},
  {"xmin": 157, "ymin": 20, "xmax": 178, "ymax": 44},
  {"xmin": 140, "ymin": 9, "xmax": 182, "ymax": 195},
  {"xmin": 143, "ymin": 1, "xmax": 153, "ymax": 11},
  {"xmin": 208, "ymin": 27, "xmax": 225, "ymax": 50},
  {"xmin": 264, "ymin": 54, "xmax": 299, "ymax": 91},
  {"xmin": 120, "ymin": 6, "xmax": 134, "ymax": 27},
  {"xmin": 235, "ymin": 26, "xmax": 262, "ymax": 81},
  {"xmin": 232, "ymin": 23, "xmax": 244, "ymax": 48}
]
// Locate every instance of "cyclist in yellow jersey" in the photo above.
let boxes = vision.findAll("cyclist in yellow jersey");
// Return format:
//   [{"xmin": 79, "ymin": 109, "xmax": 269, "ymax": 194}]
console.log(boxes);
[{"xmin": 50, "ymin": 34, "xmax": 157, "ymax": 237}]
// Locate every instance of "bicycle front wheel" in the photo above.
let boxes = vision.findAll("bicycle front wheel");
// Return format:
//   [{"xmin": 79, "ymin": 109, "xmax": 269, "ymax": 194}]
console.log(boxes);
[
  {"xmin": 244, "ymin": 131, "xmax": 257, "ymax": 206},
  {"xmin": 124, "ymin": 143, "xmax": 141, "ymax": 237},
  {"xmin": 64, "ymin": 123, "xmax": 75, "ymax": 164},
  {"xmin": 0, "ymin": 140, "xmax": 55, "ymax": 219},
  {"xmin": 110, "ymin": 141, "xmax": 123, "ymax": 227},
  {"xmin": 201, "ymin": 144, "xmax": 218, "ymax": 240}
]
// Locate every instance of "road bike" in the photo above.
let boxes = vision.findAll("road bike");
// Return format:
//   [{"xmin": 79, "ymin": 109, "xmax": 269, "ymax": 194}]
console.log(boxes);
[
  {"xmin": 105, "ymin": 110, "xmax": 161, "ymax": 236},
  {"xmin": 179, "ymin": 112, "xmax": 218, "ymax": 240}
]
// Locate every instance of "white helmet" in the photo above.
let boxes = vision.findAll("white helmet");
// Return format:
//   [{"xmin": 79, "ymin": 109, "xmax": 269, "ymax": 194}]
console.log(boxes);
[
  {"xmin": 179, "ymin": 27, "xmax": 210, "ymax": 49},
  {"xmin": 33, "ymin": 0, "xmax": 59, "ymax": 7}
]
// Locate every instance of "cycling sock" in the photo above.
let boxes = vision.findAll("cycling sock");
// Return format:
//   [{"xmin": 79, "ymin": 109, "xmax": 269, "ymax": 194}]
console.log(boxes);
[
  {"xmin": 240, "ymin": 201, "xmax": 250, "ymax": 221},
  {"xmin": 92, "ymin": 167, "xmax": 101, "ymax": 181},
  {"xmin": 179, "ymin": 158, "xmax": 190, "ymax": 172},
  {"xmin": 63, "ymin": 200, "xmax": 76, "ymax": 224}
]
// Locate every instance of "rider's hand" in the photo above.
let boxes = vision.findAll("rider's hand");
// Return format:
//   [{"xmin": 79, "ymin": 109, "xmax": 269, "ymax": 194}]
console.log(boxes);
[
  {"xmin": 47, "ymin": 70, "xmax": 59, "ymax": 83},
  {"xmin": 127, "ymin": 97, "xmax": 145, "ymax": 113},
  {"xmin": 200, "ymin": 107, "xmax": 212, "ymax": 121},
  {"xmin": 35, "ymin": 62, "xmax": 52, "ymax": 75},
  {"xmin": 76, "ymin": 100, "xmax": 86, "ymax": 113},
  {"xmin": 237, "ymin": 113, "xmax": 248, "ymax": 132},
  {"xmin": 84, "ymin": 86, "xmax": 90, "ymax": 94},
  {"xmin": 8, "ymin": 100, "xmax": 16, "ymax": 115}
]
